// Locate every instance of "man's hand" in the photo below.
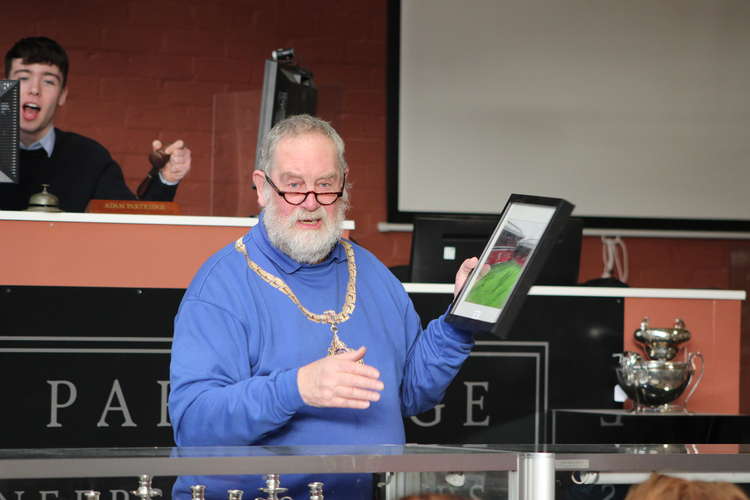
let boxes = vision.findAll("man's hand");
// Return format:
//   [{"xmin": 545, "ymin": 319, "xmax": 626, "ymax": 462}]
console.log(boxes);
[
  {"xmin": 155, "ymin": 139, "xmax": 191, "ymax": 183},
  {"xmin": 454, "ymin": 257, "xmax": 486, "ymax": 297},
  {"xmin": 297, "ymin": 346, "xmax": 384, "ymax": 409}
]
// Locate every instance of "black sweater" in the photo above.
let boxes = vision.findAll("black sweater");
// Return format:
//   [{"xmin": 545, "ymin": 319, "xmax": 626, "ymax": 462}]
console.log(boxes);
[{"xmin": 0, "ymin": 128, "xmax": 177, "ymax": 212}]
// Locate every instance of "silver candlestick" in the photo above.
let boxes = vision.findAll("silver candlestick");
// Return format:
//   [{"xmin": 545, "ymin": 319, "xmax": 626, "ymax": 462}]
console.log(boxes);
[
  {"xmin": 254, "ymin": 474, "xmax": 292, "ymax": 500},
  {"xmin": 191, "ymin": 485, "xmax": 206, "ymax": 500},
  {"xmin": 131, "ymin": 475, "xmax": 162, "ymax": 500},
  {"xmin": 308, "ymin": 482, "xmax": 324, "ymax": 500},
  {"xmin": 228, "ymin": 490, "xmax": 244, "ymax": 500},
  {"xmin": 82, "ymin": 491, "xmax": 100, "ymax": 500}
]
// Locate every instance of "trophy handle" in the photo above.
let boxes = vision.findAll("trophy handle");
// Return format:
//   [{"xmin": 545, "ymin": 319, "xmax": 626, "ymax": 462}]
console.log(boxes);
[{"xmin": 683, "ymin": 351, "xmax": 705, "ymax": 405}]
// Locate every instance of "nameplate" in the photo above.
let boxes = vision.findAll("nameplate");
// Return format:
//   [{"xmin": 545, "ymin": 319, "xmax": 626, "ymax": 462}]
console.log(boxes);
[{"xmin": 86, "ymin": 199, "xmax": 181, "ymax": 215}]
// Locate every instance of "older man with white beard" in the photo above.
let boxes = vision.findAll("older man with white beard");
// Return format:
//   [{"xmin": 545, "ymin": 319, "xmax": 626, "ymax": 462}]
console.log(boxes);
[{"xmin": 168, "ymin": 115, "xmax": 477, "ymax": 500}]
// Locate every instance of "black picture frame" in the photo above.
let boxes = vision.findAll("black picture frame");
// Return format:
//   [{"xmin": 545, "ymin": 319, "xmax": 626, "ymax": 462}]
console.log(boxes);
[{"xmin": 446, "ymin": 193, "xmax": 574, "ymax": 338}]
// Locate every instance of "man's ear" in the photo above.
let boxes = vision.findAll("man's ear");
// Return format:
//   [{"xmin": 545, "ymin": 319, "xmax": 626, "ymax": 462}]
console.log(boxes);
[
  {"xmin": 252, "ymin": 169, "xmax": 267, "ymax": 207},
  {"xmin": 58, "ymin": 86, "xmax": 68, "ymax": 107}
]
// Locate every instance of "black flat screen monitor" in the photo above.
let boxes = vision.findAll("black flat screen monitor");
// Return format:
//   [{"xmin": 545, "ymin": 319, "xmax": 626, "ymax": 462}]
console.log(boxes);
[
  {"xmin": 0, "ymin": 80, "xmax": 20, "ymax": 184},
  {"xmin": 255, "ymin": 51, "xmax": 317, "ymax": 169},
  {"xmin": 410, "ymin": 214, "xmax": 582, "ymax": 286}
]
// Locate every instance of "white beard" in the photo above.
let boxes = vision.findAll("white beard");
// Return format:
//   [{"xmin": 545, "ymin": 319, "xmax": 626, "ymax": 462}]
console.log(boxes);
[{"xmin": 264, "ymin": 197, "xmax": 346, "ymax": 264}]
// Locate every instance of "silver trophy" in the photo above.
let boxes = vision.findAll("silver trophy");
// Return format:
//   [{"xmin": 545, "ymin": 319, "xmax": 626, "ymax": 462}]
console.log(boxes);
[{"xmin": 615, "ymin": 317, "xmax": 704, "ymax": 413}]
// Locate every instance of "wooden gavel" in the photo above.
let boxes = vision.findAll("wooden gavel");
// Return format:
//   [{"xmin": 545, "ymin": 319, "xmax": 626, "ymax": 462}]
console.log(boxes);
[{"xmin": 136, "ymin": 149, "xmax": 171, "ymax": 199}]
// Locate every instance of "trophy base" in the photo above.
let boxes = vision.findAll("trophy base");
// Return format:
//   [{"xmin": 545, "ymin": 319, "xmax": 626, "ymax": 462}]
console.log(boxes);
[{"xmin": 633, "ymin": 403, "xmax": 690, "ymax": 414}]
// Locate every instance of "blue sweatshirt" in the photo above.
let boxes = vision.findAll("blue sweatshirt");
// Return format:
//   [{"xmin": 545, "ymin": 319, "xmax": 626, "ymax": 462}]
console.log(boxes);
[{"xmin": 169, "ymin": 213, "xmax": 473, "ymax": 499}]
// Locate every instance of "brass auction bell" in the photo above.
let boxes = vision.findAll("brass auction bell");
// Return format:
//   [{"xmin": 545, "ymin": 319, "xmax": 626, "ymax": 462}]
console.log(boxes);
[{"xmin": 27, "ymin": 184, "xmax": 62, "ymax": 212}]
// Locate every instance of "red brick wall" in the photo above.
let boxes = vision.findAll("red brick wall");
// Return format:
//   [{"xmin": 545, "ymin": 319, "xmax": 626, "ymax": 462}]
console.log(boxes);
[
  {"xmin": 1, "ymin": 0, "xmax": 405, "ymax": 260},
  {"xmin": 580, "ymin": 237, "xmax": 750, "ymax": 289},
  {"xmin": 3, "ymin": 0, "xmax": 748, "ymax": 292}
]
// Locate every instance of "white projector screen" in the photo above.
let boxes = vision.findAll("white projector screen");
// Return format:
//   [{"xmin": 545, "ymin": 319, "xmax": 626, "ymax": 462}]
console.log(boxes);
[{"xmin": 389, "ymin": 0, "xmax": 750, "ymax": 229}]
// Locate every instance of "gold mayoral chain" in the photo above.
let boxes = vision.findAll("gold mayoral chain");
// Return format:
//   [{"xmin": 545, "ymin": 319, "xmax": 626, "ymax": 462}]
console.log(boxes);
[{"xmin": 234, "ymin": 237, "xmax": 359, "ymax": 360}]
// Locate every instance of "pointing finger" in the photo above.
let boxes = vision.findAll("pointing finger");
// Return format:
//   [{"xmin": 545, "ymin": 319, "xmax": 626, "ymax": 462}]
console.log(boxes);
[{"xmin": 164, "ymin": 139, "xmax": 185, "ymax": 155}]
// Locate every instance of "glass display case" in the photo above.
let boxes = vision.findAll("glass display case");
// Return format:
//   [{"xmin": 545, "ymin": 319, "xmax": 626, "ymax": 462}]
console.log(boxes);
[{"xmin": 2, "ymin": 444, "xmax": 750, "ymax": 500}]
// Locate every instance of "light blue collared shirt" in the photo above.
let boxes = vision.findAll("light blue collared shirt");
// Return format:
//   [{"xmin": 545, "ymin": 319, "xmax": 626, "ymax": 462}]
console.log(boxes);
[{"xmin": 19, "ymin": 127, "xmax": 56, "ymax": 157}]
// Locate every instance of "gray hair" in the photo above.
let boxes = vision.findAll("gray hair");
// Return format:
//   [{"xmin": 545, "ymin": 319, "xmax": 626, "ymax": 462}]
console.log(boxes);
[{"xmin": 256, "ymin": 114, "xmax": 348, "ymax": 176}]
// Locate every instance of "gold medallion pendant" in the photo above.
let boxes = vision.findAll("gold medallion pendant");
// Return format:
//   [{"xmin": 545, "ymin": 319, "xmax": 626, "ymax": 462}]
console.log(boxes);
[{"xmin": 328, "ymin": 323, "xmax": 351, "ymax": 356}]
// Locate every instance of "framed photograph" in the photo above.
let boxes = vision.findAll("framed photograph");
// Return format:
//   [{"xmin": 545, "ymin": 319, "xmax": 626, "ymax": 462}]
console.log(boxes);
[{"xmin": 446, "ymin": 193, "xmax": 574, "ymax": 338}]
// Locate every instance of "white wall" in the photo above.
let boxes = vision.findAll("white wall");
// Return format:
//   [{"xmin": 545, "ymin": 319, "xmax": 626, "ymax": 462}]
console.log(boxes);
[{"xmin": 397, "ymin": 0, "xmax": 750, "ymax": 223}]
